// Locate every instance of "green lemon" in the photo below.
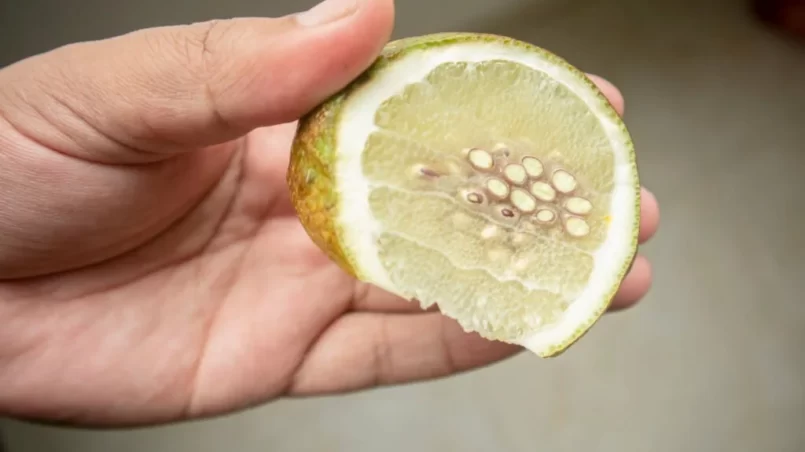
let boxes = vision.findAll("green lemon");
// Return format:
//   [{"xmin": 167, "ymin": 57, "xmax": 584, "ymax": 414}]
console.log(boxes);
[{"xmin": 287, "ymin": 33, "xmax": 640, "ymax": 357}]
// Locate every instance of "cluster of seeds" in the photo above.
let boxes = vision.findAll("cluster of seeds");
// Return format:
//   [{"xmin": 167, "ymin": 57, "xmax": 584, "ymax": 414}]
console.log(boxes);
[{"xmin": 431, "ymin": 144, "xmax": 594, "ymax": 238}]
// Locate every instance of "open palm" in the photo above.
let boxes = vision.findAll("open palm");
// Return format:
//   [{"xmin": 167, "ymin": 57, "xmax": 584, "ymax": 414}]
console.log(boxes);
[{"xmin": 0, "ymin": 0, "xmax": 658, "ymax": 427}]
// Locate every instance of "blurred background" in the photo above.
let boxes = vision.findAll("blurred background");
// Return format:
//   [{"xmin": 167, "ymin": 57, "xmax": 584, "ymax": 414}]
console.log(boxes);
[{"xmin": 1, "ymin": 0, "xmax": 804, "ymax": 450}]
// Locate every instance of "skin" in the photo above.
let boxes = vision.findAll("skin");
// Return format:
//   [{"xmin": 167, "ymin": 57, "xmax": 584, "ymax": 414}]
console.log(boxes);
[{"xmin": 0, "ymin": 0, "xmax": 659, "ymax": 428}]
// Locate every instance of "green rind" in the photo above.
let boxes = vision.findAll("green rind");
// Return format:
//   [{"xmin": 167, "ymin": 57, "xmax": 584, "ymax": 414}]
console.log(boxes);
[
  {"xmin": 287, "ymin": 32, "xmax": 641, "ymax": 357},
  {"xmin": 287, "ymin": 94, "xmax": 357, "ymax": 277}
]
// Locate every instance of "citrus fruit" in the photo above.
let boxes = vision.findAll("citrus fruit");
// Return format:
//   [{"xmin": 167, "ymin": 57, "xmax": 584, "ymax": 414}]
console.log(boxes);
[{"xmin": 287, "ymin": 32, "xmax": 640, "ymax": 357}]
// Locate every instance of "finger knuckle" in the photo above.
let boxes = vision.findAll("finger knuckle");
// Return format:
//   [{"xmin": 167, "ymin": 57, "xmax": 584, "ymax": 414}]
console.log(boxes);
[
  {"xmin": 153, "ymin": 19, "xmax": 239, "ymax": 81},
  {"xmin": 188, "ymin": 19, "xmax": 234, "ymax": 74},
  {"xmin": 148, "ymin": 19, "xmax": 243, "ymax": 117},
  {"xmin": 172, "ymin": 20, "xmax": 227, "ymax": 78}
]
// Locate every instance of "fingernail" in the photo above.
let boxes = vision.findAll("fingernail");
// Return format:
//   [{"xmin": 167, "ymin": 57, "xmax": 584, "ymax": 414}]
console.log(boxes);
[{"xmin": 297, "ymin": 0, "xmax": 359, "ymax": 27}]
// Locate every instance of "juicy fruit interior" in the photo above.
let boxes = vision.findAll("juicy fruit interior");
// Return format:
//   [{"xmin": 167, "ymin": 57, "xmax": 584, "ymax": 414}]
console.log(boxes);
[{"xmin": 361, "ymin": 59, "xmax": 617, "ymax": 343}]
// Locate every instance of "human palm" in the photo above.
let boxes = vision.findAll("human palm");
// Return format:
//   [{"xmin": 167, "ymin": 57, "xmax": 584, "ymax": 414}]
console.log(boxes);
[{"xmin": 0, "ymin": 0, "xmax": 658, "ymax": 428}]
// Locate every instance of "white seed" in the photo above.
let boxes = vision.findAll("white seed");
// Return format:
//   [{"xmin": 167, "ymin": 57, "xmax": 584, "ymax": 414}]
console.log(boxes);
[
  {"xmin": 510, "ymin": 188, "xmax": 537, "ymax": 213},
  {"xmin": 535, "ymin": 209, "xmax": 556, "ymax": 224},
  {"xmin": 564, "ymin": 196, "xmax": 593, "ymax": 215},
  {"xmin": 468, "ymin": 149, "xmax": 494, "ymax": 170},
  {"xmin": 565, "ymin": 216, "xmax": 591, "ymax": 237},
  {"xmin": 485, "ymin": 178, "xmax": 510, "ymax": 199},
  {"xmin": 522, "ymin": 157, "xmax": 544, "ymax": 178},
  {"xmin": 551, "ymin": 169, "xmax": 578, "ymax": 193},
  {"xmin": 503, "ymin": 164, "xmax": 528, "ymax": 185},
  {"xmin": 481, "ymin": 225, "xmax": 498, "ymax": 239},
  {"xmin": 530, "ymin": 181, "xmax": 556, "ymax": 202},
  {"xmin": 465, "ymin": 192, "xmax": 484, "ymax": 204}
]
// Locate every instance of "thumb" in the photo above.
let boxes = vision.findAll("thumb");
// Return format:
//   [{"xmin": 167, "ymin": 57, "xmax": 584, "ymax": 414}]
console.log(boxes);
[{"xmin": 0, "ymin": 0, "xmax": 395, "ymax": 164}]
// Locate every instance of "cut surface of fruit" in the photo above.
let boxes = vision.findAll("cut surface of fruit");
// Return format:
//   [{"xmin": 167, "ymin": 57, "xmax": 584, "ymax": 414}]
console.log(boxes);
[{"xmin": 288, "ymin": 33, "xmax": 640, "ymax": 357}]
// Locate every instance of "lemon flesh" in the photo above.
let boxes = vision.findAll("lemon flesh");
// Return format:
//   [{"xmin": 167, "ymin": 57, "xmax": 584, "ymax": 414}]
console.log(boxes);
[{"xmin": 288, "ymin": 33, "xmax": 640, "ymax": 357}]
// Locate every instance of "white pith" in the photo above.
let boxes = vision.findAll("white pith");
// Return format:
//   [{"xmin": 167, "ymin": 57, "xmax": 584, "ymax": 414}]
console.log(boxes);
[{"xmin": 334, "ymin": 41, "xmax": 638, "ymax": 356}]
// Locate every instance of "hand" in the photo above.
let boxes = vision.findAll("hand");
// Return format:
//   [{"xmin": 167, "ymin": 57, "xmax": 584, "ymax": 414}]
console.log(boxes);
[{"xmin": 0, "ymin": 0, "xmax": 659, "ymax": 427}]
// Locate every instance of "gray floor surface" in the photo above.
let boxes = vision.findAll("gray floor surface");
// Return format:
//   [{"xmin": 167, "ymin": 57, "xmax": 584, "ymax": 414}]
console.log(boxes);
[{"xmin": 1, "ymin": 0, "xmax": 804, "ymax": 450}]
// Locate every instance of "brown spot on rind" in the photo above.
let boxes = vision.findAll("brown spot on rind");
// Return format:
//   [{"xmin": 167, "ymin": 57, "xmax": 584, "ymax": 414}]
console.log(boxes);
[{"xmin": 288, "ymin": 96, "xmax": 358, "ymax": 277}]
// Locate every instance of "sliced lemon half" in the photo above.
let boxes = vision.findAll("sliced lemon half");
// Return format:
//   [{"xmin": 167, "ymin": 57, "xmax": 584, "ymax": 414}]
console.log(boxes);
[{"xmin": 288, "ymin": 33, "xmax": 640, "ymax": 357}]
